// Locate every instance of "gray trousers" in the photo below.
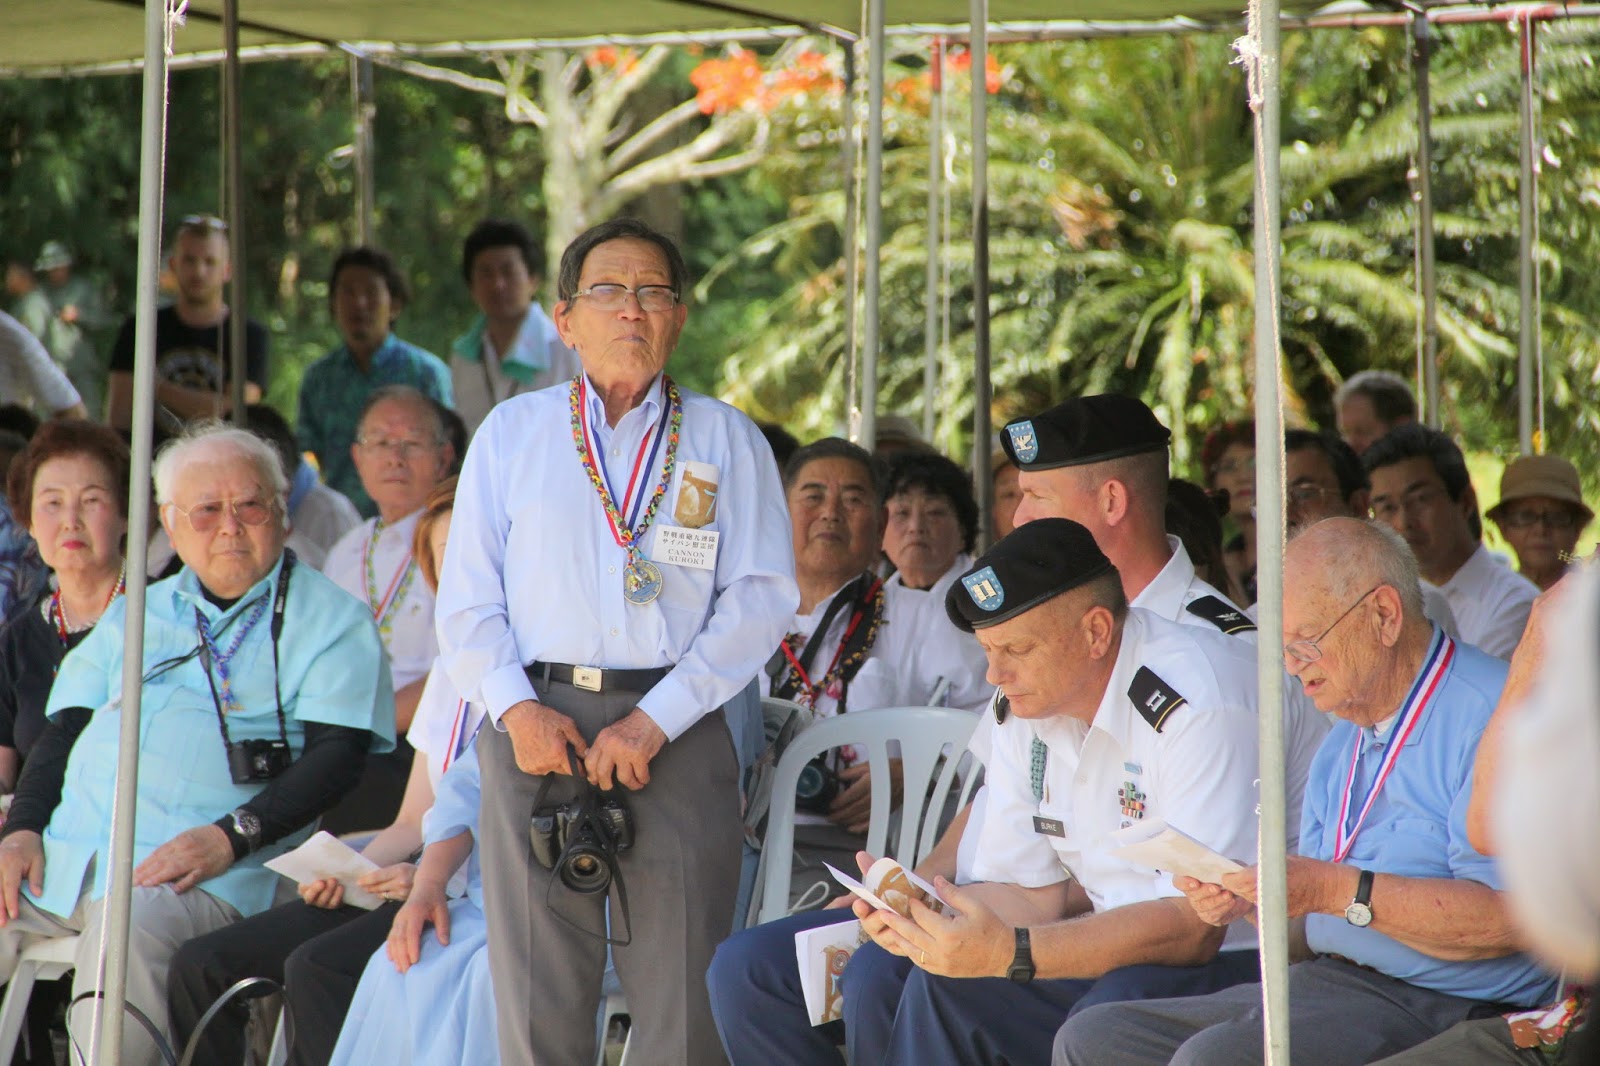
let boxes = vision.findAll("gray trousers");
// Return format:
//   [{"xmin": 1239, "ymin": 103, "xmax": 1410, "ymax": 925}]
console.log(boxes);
[
  {"xmin": 1054, "ymin": 958, "xmax": 1486, "ymax": 1066},
  {"xmin": 0, "ymin": 882, "xmax": 238, "ymax": 1066},
  {"xmin": 479, "ymin": 681, "xmax": 741, "ymax": 1066},
  {"xmin": 1368, "ymin": 1015, "xmax": 1539, "ymax": 1065}
]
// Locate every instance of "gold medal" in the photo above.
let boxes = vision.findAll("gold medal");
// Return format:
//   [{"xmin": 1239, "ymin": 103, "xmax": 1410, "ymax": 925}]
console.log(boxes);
[{"xmin": 623, "ymin": 558, "xmax": 664, "ymax": 605}]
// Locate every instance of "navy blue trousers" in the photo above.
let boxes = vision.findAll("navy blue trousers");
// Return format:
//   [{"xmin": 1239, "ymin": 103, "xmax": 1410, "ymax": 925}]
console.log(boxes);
[{"xmin": 707, "ymin": 907, "xmax": 1262, "ymax": 1066}]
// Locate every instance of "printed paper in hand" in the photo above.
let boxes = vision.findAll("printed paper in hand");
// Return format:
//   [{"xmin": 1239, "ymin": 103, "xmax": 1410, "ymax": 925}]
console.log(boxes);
[
  {"xmin": 263, "ymin": 831, "xmax": 385, "ymax": 910},
  {"xmin": 825, "ymin": 858, "xmax": 947, "ymax": 918},
  {"xmin": 1109, "ymin": 818, "xmax": 1245, "ymax": 884},
  {"xmin": 795, "ymin": 919, "xmax": 863, "ymax": 1026}
]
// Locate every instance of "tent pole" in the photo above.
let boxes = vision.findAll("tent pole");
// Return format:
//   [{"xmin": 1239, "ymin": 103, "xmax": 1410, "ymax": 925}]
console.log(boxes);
[
  {"xmin": 841, "ymin": 44, "xmax": 861, "ymax": 441},
  {"xmin": 1411, "ymin": 14, "xmax": 1440, "ymax": 428},
  {"xmin": 98, "ymin": 0, "xmax": 169, "ymax": 1059},
  {"xmin": 1245, "ymin": 0, "xmax": 1291, "ymax": 1061},
  {"xmin": 1516, "ymin": 14, "xmax": 1537, "ymax": 455},
  {"xmin": 923, "ymin": 36, "xmax": 945, "ymax": 444},
  {"xmin": 350, "ymin": 53, "xmax": 376, "ymax": 245},
  {"xmin": 859, "ymin": 0, "xmax": 885, "ymax": 450},
  {"xmin": 224, "ymin": 0, "xmax": 247, "ymax": 419},
  {"xmin": 970, "ymin": 0, "xmax": 992, "ymax": 549}
]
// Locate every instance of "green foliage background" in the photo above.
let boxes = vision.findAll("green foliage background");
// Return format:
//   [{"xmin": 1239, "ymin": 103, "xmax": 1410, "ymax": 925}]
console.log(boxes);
[{"xmin": 1, "ymin": 23, "xmax": 1595, "ymax": 491}]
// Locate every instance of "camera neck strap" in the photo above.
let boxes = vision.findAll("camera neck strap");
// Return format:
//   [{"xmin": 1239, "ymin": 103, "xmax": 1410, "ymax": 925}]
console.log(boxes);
[
  {"xmin": 195, "ymin": 551, "xmax": 295, "ymax": 754},
  {"xmin": 536, "ymin": 744, "xmax": 634, "ymax": 947},
  {"xmin": 770, "ymin": 572, "xmax": 885, "ymax": 711}
]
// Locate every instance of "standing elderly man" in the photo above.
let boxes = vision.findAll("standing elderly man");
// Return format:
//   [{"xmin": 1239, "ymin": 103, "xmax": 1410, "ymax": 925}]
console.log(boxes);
[
  {"xmin": 711, "ymin": 518, "xmax": 1322, "ymax": 1065},
  {"xmin": 437, "ymin": 217, "xmax": 797, "ymax": 1066},
  {"xmin": 1055, "ymin": 517, "xmax": 1557, "ymax": 1066},
  {"xmin": 0, "ymin": 422, "xmax": 394, "ymax": 1066},
  {"xmin": 319, "ymin": 384, "xmax": 453, "ymax": 831}
]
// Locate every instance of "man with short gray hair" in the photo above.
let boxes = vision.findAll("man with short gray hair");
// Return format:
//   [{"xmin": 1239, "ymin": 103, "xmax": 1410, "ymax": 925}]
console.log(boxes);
[
  {"xmin": 0, "ymin": 422, "xmax": 394, "ymax": 1066},
  {"xmin": 1055, "ymin": 517, "xmax": 1556, "ymax": 1066}
]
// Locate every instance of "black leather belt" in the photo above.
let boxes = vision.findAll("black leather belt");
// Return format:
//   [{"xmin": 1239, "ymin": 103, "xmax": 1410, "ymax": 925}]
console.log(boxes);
[{"xmin": 528, "ymin": 661, "xmax": 669, "ymax": 694}]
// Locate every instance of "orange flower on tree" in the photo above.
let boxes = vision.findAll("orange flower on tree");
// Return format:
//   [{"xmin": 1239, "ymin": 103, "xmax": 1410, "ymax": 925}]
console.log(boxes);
[
  {"xmin": 945, "ymin": 48, "xmax": 1003, "ymax": 93},
  {"xmin": 691, "ymin": 48, "xmax": 769, "ymax": 114},
  {"xmin": 772, "ymin": 50, "xmax": 842, "ymax": 97}
]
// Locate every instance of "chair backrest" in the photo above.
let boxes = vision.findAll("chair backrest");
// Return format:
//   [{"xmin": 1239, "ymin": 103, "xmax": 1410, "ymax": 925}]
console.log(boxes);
[{"xmin": 753, "ymin": 706, "xmax": 983, "ymax": 925}]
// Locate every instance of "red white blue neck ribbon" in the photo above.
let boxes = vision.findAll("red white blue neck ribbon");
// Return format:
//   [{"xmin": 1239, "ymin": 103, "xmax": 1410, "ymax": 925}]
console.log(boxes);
[{"xmin": 1333, "ymin": 629, "xmax": 1454, "ymax": 863}]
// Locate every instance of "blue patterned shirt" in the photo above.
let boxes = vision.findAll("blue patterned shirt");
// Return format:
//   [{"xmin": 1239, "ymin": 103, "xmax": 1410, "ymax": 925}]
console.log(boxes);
[{"xmin": 296, "ymin": 333, "xmax": 453, "ymax": 517}]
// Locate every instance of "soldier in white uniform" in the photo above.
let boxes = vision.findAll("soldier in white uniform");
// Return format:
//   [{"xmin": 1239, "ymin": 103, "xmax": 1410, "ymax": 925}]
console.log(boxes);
[{"xmin": 708, "ymin": 518, "xmax": 1324, "ymax": 1066}]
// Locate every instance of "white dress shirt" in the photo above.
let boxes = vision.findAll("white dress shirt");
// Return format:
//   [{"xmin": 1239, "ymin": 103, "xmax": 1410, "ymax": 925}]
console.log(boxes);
[
  {"xmin": 323, "ymin": 510, "xmax": 437, "ymax": 690},
  {"xmin": 436, "ymin": 374, "xmax": 798, "ymax": 741},
  {"xmin": 450, "ymin": 305, "xmax": 582, "ymax": 433},
  {"xmin": 407, "ymin": 659, "xmax": 487, "ymax": 790},
  {"xmin": 0, "ymin": 309, "xmax": 80, "ymax": 415},
  {"xmin": 764, "ymin": 567, "xmax": 990, "ymax": 720},
  {"xmin": 1427, "ymin": 543, "xmax": 1539, "ymax": 660},
  {"xmin": 290, "ymin": 481, "xmax": 363, "ymax": 570},
  {"xmin": 960, "ymin": 536, "xmax": 1330, "ymax": 876},
  {"xmin": 972, "ymin": 609, "xmax": 1319, "ymax": 952}
]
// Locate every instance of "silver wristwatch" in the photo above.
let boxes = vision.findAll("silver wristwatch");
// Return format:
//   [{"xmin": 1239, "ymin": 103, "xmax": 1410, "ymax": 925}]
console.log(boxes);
[
  {"xmin": 1343, "ymin": 869, "xmax": 1375, "ymax": 928},
  {"xmin": 230, "ymin": 808, "xmax": 262, "ymax": 851}
]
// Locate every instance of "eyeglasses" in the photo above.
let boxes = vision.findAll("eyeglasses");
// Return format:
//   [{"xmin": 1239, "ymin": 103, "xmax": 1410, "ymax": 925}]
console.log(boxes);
[
  {"xmin": 572, "ymin": 283, "xmax": 680, "ymax": 312},
  {"xmin": 177, "ymin": 214, "xmax": 228, "ymax": 233},
  {"xmin": 1211, "ymin": 456, "xmax": 1255, "ymax": 478},
  {"xmin": 1284, "ymin": 585, "xmax": 1380, "ymax": 664},
  {"xmin": 356, "ymin": 437, "xmax": 441, "ymax": 460},
  {"xmin": 1287, "ymin": 483, "xmax": 1341, "ymax": 507},
  {"xmin": 170, "ymin": 497, "xmax": 277, "ymax": 533},
  {"xmin": 1371, "ymin": 486, "xmax": 1447, "ymax": 522},
  {"xmin": 1498, "ymin": 507, "xmax": 1581, "ymax": 531}
]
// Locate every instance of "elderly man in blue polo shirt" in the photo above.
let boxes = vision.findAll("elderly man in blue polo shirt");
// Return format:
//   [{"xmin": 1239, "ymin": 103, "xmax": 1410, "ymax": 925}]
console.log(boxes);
[
  {"xmin": 1054, "ymin": 517, "xmax": 1557, "ymax": 1066},
  {"xmin": 0, "ymin": 422, "xmax": 394, "ymax": 1066}
]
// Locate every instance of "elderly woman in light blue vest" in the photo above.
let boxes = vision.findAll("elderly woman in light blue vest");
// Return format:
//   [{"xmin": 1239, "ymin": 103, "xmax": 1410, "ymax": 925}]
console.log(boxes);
[{"xmin": 0, "ymin": 422, "xmax": 395, "ymax": 1066}]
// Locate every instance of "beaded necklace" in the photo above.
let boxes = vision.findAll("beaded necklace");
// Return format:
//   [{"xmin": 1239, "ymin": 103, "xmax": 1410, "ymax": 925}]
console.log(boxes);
[
  {"xmin": 195, "ymin": 593, "xmax": 272, "ymax": 714},
  {"xmin": 51, "ymin": 566, "xmax": 127, "ymax": 647},
  {"xmin": 568, "ymin": 376, "xmax": 684, "ymax": 603},
  {"xmin": 363, "ymin": 519, "xmax": 418, "ymax": 644}
]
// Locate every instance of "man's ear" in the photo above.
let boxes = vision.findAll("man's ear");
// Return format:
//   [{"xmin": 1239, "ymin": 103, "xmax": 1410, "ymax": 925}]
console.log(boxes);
[
  {"xmin": 1372, "ymin": 584, "xmax": 1405, "ymax": 646},
  {"xmin": 1083, "ymin": 604, "xmax": 1117, "ymax": 659},
  {"xmin": 1101, "ymin": 478, "xmax": 1129, "ymax": 528},
  {"xmin": 1348, "ymin": 488, "xmax": 1371, "ymax": 517}
]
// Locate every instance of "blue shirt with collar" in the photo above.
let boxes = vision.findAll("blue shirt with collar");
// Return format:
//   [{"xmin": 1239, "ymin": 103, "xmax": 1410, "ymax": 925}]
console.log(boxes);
[
  {"xmin": 40, "ymin": 552, "xmax": 396, "ymax": 919},
  {"xmin": 1302, "ymin": 629, "xmax": 1556, "ymax": 1007},
  {"xmin": 296, "ymin": 332, "xmax": 454, "ymax": 517}
]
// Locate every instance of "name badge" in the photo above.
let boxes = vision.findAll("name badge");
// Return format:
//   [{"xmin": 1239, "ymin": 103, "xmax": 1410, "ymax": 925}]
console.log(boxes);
[
  {"xmin": 1033, "ymin": 815, "xmax": 1065, "ymax": 838},
  {"xmin": 655, "ymin": 525, "xmax": 720, "ymax": 571}
]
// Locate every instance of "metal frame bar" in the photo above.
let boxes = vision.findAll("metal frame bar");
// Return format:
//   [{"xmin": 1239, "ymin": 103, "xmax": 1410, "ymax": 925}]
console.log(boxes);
[
  {"xmin": 1411, "ymin": 12, "xmax": 1441, "ymax": 427},
  {"xmin": 1516, "ymin": 11, "xmax": 1539, "ymax": 454},
  {"xmin": 1246, "ymin": 0, "xmax": 1291, "ymax": 1059},
  {"xmin": 970, "ymin": 0, "xmax": 993, "ymax": 547},
  {"xmin": 858, "ymin": 0, "xmax": 886, "ymax": 449},
  {"xmin": 97, "ymin": 0, "xmax": 169, "ymax": 1058},
  {"xmin": 923, "ymin": 36, "xmax": 945, "ymax": 444},
  {"xmin": 224, "ymin": 0, "xmax": 248, "ymax": 420}
]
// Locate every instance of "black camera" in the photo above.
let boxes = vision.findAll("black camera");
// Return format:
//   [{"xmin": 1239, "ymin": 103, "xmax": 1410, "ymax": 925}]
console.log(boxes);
[
  {"xmin": 530, "ymin": 795, "xmax": 635, "ymax": 894},
  {"xmin": 795, "ymin": 756, "xmax": 840, "ymax": 815},
  {"xmin": 226, "ymin": 739, "xmax": 292, "ymax": 785}
]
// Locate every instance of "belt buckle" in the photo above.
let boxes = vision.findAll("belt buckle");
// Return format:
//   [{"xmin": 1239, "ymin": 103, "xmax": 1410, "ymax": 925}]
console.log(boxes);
[{"xmin": 572, "ymin": 666, "xmax": 603, "ymax": 693}]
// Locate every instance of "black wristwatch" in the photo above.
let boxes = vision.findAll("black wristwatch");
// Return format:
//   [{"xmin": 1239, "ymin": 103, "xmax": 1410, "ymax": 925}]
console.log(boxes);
[
  {"xmin": 1344, "ymin": 869, "xmax": 1375, "ymax": 928},
  {"xmin": 1006, "ymin": 927, "xmax": 1035, "ymax": 983},
  {"xmin": 215, "ymin": 808, "xmax": 262, "ymax": 860}
]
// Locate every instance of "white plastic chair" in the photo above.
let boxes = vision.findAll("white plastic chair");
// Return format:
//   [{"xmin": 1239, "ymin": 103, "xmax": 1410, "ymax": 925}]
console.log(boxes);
[
  {"xmin": 751, "ymin": 706, "xmax": 984, "ymax": 926},
  {"xmin": 0, "ymin": 934, "xmax": 78, "ymax": 1064}
]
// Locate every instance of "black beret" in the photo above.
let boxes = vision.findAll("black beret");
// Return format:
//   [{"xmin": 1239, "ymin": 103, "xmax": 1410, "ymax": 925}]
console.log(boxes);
[
  {"xmin": 946, "ymin": 518, "xmax": 1117, "ymax": 632},
  {"xmin": 1000, "ymin": 394, "xmax": 1171, "ymax": 471}
]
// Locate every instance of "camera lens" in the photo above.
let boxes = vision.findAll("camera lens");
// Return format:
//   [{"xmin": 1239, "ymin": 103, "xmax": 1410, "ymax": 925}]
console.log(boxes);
[
  {"xmin": 796, "ymin": 762, "xmax": 827, "ymax": 801},
  {"xmin": 559, "ymin": 843, "xmax": 613, "ymax": 894}
]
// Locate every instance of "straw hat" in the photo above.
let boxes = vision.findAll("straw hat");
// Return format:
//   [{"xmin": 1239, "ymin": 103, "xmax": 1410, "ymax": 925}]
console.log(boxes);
[{"xmin": 1487, "ymin": 454, "xmax": 1593, "ymax": 523}]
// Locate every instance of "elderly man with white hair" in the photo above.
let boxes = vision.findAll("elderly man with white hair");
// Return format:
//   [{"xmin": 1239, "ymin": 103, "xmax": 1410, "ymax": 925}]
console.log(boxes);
[{"xmin": 0, "ymin": 421, "xmax": 395, "ymax": 1066}]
